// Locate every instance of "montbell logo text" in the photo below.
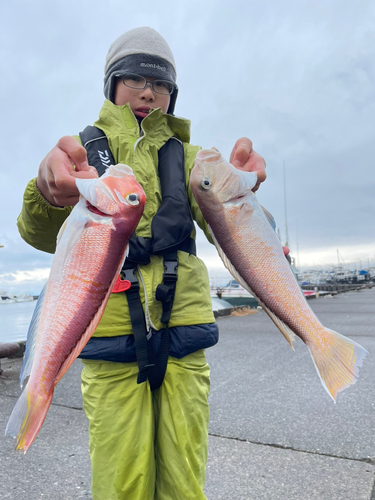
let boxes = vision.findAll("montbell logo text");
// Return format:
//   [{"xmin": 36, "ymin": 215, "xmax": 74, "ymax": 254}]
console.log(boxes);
[{"xmin": 140, "ymin": 62, "xmax": 166, "ymax": 71}]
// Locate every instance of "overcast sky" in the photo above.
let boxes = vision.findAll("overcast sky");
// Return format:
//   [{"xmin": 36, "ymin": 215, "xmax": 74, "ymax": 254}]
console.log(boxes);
[{"xmin": 0, "ymin": 0, "xmax": 374, "ymax": 293}]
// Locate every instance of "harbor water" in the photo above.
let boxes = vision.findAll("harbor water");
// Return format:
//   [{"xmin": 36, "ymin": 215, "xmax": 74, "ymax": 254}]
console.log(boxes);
[{"xmin": 0, "ymin": 300, "xmax": 36, "ymax": 343}]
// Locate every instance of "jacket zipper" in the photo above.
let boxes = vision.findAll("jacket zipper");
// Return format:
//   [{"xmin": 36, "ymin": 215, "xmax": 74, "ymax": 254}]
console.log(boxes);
[
  {"xmin": 133, "ymin": 135, "xmax": 157, "ymax": 332},
  {"xmin": 136, "ymin": 267, "xmax": 157, "ymax": 332},
  {"xmin": 133, "ymin": 135, "xmax": 144, "ymax": 158}
]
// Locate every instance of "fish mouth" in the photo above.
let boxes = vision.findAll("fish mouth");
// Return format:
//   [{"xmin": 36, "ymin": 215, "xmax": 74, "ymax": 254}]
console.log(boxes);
[{"xmin": 86, "ymin": 202, "xmax": 111, "ymax": 217}]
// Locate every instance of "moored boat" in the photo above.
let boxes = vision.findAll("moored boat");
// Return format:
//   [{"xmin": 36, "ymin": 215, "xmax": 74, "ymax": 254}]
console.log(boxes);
[
  {"xmin": 0, "ymin": 291, "xmax": 34, "ymax": 304},
  {"xmin": 211, "ymin": 279, "xmax": 259, "ymax": 308},
  {"xmin": 0, "ymin": 295, "xmax": 16, "ymax": 304}
]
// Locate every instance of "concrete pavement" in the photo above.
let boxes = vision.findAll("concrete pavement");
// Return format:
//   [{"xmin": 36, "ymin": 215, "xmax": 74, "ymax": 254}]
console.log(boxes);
[{"xmin": 0, "ymin": 287, "xmax": 374, "ymax": 499}]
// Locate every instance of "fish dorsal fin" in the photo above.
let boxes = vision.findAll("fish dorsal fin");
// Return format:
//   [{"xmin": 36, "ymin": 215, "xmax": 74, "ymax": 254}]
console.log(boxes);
[
  {"xmin": 19, "ymin": 284, "xmax": 47, "ymax": 388},
  {"xmin": 209, "ymin": 226, "xmax": 296, "ymax": 349},
  {"xmin": 260, "ymin": 205, "xmax": 277, "ymax": 232}
]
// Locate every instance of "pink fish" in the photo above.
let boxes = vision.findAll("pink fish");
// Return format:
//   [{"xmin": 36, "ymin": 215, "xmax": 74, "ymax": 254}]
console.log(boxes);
[
  {"xmin": 6, "ymin": 164, "xmax": 145, "ymax": 452},
  {"xmin": 190, "ymin": 149, "xmax": 367, "ymax": 401}
]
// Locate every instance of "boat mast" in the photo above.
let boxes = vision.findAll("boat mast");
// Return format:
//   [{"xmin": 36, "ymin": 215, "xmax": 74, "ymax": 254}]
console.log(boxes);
[
  {"xmin": 283, "ymin": 161, "xmax": 289, "ymax": 248},
  {"xmin": 296, "ymin": 218, "xmax": 300, "ymax": 270},
  {"xmin": 337, "ymin": 249, "xmax": 348, "ymax": 270}
]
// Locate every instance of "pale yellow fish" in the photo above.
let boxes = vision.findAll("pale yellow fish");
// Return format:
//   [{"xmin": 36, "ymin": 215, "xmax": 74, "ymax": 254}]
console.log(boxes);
[{"xmin": 190, "ymin": 149, "xmax": 368, "ymax": 401}]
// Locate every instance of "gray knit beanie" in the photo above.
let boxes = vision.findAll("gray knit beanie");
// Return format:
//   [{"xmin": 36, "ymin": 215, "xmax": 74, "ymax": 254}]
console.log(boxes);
[{"xmin": 104, "ymin": 27, "xmax": 178, "ymax": 115}]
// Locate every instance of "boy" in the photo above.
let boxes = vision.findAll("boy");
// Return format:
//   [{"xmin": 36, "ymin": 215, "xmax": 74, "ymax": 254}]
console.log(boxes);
[{"xmin": 18, "ymin": 27, "xmax": 266, "ymax": 500}]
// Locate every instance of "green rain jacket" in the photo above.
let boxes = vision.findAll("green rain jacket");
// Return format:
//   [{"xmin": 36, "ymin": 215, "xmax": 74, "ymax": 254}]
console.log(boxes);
[{"xmin": 17, "ymin": 100, "xmax": 215, "ymax": 338}]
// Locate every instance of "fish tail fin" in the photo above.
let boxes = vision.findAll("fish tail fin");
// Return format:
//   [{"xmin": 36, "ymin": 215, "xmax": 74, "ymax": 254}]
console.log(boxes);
[
  {"xmin": 308, "ymin": 328, "xmax": 368, "ymax": 401},
  {"xmin": 5, "ymin": 384, "xmax": 53, "ymax": 453}
]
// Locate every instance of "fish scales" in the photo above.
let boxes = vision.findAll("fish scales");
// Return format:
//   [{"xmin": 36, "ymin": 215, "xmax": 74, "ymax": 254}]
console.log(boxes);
[
  {"xmin": 207, "ymin": 182, "xmax": 323, "ymax": 340},
  {"xmin": 190, "ymin": 149, "xmax": 367, "ymax": 400},
  {"xmin": 30, "ymin": 231, "xmax": 115, "ymax": 389},
  {"xmin": 6, "ymin": 164, "xmax": 146, "ymax": 452}
]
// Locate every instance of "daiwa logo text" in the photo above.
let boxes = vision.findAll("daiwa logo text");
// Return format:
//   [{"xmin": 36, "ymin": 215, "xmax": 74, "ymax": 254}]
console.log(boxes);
[
  {"xmin": 140, "ymin": 62, "xmax": 166, "ymax": 72},
  {"xmin": 98, "ymin": 150, "xmax": 111, "ymax": 167}
]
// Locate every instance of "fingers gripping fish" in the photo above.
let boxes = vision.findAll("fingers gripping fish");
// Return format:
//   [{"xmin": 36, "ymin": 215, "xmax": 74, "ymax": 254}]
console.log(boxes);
[
  {"xmin": 6, "ymin": 164, "xmax": 146, "ymax": 452},
  {"xmin": 190, "ymin": 149, "xmax": 367, "ymax": 401}
]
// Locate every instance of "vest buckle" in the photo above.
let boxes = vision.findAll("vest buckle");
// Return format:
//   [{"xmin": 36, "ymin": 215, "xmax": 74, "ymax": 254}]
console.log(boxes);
[
  {"xmin": 162, "ymin": 259, "xmax": 178, "ymax": 282},
  {"xmin": 121, "ymin": 267, "xmax": 139, "ymax": 291}
]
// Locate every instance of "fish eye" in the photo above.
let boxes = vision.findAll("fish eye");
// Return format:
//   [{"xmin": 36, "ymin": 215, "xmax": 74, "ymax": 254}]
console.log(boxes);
[
  {"xmin": 126, "ymin": 193, "xmax": 140, "ymax": 205},
  {"xmin": 201, "ymin": 178, "xmax": 212, "ymax": 190}
]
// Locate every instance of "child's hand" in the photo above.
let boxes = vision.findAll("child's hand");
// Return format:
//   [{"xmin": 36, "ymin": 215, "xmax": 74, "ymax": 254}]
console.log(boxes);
[
  {"xmin": 229, "ymin": 137, "xmax": 266, "ymax": 192},
  {"xmin": 37, "ymin": 136, "xmax": 98, "ymax": 207}
]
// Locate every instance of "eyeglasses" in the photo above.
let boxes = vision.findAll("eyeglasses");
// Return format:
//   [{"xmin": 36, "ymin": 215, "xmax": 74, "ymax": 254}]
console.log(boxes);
[{"xmin": 122, "ymin": 74, "xmax": 175, "ymax": 95}]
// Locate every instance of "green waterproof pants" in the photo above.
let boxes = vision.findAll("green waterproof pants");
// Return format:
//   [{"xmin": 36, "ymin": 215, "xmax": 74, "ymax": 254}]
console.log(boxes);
[{"xmin": 81, "ymin": 349, "xmax": 210, "ymax": 500}]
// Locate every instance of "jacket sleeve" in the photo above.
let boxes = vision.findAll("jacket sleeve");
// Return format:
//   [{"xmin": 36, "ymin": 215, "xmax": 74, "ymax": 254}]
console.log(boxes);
[
  {"xmin": 183, "ymin": 143, "xmax": 214, "ymax": 245},
  {"xmin": 17, "ymin": 178, "xmax": 72, "ymax": 254}
]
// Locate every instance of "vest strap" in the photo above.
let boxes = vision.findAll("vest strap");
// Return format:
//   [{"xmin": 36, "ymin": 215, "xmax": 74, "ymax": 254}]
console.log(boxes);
[
  {"xmin": 122, "ymin": 262, "xmax": 171, "ymax": 391},
  {"xmin": 122, "ymin": 264, "xmax": 153, "ymax": 384},
  {"xmin": 147, "ymin": 328, "xmax": 170, "ymax": 392},
  {"xmin": 155, "ymin": 252, "xmax": 178, "ymax": 325}
]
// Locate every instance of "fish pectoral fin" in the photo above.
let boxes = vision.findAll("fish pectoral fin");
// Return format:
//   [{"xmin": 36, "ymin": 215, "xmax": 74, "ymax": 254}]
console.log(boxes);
[
  {"xmin": 260, "ymin": 302, "xmax": 296, "ymax": 349},
  {"xmin": 235, "ymin": 201, "xmax": 254, "ymax": 227}
]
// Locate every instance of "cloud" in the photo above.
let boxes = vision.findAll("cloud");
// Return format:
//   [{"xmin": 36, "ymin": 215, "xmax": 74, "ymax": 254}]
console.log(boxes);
[
  {"xmin": 296, "ymin": 243, "xmax": 375, "ymax": 270},
  {"xmin": 0, "ymin": 0, "xmax": 374, "ymax": 285},
  {"xmin": 0, "ymin": 268, "xmax": 50, "ymax": 295},
  {"xmin": 7, "ymin": 268, "xmax": 50, "ymax": 283}
]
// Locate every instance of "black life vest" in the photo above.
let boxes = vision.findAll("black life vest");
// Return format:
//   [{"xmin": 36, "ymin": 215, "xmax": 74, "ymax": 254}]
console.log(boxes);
[{"xmin": 79, "ymin": 126, "xmax": 196, "ymax": 390}]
